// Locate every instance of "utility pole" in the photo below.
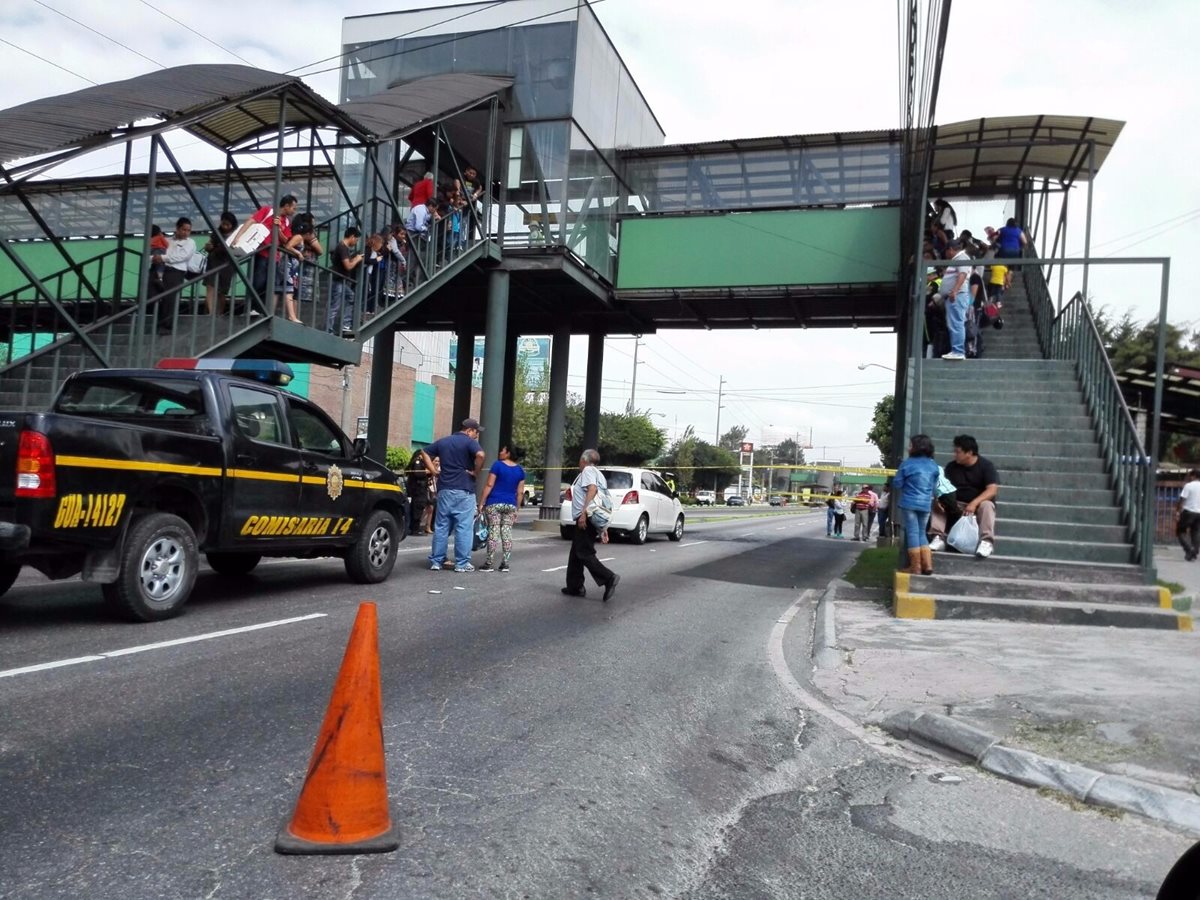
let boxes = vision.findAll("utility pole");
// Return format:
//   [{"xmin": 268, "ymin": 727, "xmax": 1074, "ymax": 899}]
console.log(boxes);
[
  {"xmin": 715, "ymin": 375, "xmax": 726, "ymax": 444},
  {"xmin": 627, "ymin": 339, "xmax": 644, "ymax": 414}
]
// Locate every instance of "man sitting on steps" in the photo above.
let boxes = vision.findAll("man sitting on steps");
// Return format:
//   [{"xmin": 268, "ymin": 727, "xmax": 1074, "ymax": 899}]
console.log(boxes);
[{"xmin": 929, "ymin": 434, "xmax": 1000, "ymax": 559}]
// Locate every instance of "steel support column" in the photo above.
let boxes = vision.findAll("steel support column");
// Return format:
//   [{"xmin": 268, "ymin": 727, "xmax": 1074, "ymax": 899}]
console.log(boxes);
[
  {"xmin": 133, "ymin": 136, "xmax": 159, "ymax": 363},
  {"xmin": 499, "ymin": 321, "xmax": 519, "ymax": 448},
  {"xmin": 263, "ymin": 94, "xmax": 288, "ymax": 317},
  {"xmin": 583, "ymin": 332, "xmax": 604, "ymax": 451},
  {"xmin": 541, "ymin": 326, "xmax": 570, "ymax": 519},
  {"xmin": 1144, "ymin": 258, "xmax": 1171, "ymax": 582},
  {"xmin": 480, "ymin": 271, "xmax": 510, "ymax": 473},
  {"xmin": 453, "ymin": 329, "xmax": 475, "ymax": 426},
  {"xmin": 1082, "ymin": 140, "xmax": 1095, "ymax": 304},
  {"xmin": 367, "ymin": 326, "xmax": 395, "ymax": 459},
  {"xmin": 112, "ymin": 140, "xmax": 134, "ymax": 306}
]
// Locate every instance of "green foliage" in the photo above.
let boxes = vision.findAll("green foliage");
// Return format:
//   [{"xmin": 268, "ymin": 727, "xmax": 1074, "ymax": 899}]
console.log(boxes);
[
  {"xmin": 659, "ymin": 428, "xmax": 740, "ymax": 492},
  {"xmin": 385, "ymin": 445, "xmax": 412, "ymax": 471},
  {"xmin": 718, "ymin": 425, "xmax": 749, "ymax": 452},
  {"xmin": 866, "ymin": 394, "xmax": 896, "ymax": 467}
]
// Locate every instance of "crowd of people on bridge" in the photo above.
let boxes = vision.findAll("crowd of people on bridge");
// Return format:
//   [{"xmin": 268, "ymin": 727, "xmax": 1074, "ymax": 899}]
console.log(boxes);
[
  {"xmin": 141, "ymin": 166, "xmax": 486, "ymax": 337},
  {"xmin": 923, "ymin": 198, "xmax": 1027, "ymax": 361}
]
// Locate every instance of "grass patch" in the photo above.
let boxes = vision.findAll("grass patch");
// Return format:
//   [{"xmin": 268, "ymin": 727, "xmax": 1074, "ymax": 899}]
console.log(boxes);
[
  {"xmin": 1035, "ymin": 787, "xmax": 1124, "ymax": 820},
  {"xmin": 842, "ymin": 546, "xmax": 900, "ymax": 590},
  {"xmin": 1157, "ymin": 578, "xmax": 1185, "ymax": 596}
]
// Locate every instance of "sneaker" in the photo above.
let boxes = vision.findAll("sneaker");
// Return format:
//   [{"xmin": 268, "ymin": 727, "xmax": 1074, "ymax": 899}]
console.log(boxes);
[
  {"xmin": 429, "ymin": 563, "xmax": 441, "ymax": 571},
  {"xmin": 941, "ymin": 351, "xmax": 966, "ymax": 360},
  {"xmin": 602, "ymin": 573, "xmax": 621, "ymax": 602},
  {"xmin": 478, "ymin": 563, "xmax": 494, "ymax": 572},
  {"xmin": 976, "ymin": 539, "xmax": 994, "ymax": 559},
  {"xmin": 929, "ymin": 536, "xmax": 946, "ymax": 552},
  {"xmin": 498, "ymin": 563, "xmax": 510, "ymax": 573},
  {"xmin": 453, "ymin": 563, "xmax": 476, "ymax": 573}
]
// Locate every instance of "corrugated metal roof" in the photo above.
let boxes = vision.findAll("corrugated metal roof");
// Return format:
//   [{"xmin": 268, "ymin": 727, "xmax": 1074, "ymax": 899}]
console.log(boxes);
[
  {"xmin": 0, "ymin": 65, "xmax": 305, "ymax": 167},
  {"xmin": 339, "ymin": 74, "xmax": 512, "ymax": 141},
  {"xmin": 617, "ymin": 129, "xmax": 901, "ymax": 159}
]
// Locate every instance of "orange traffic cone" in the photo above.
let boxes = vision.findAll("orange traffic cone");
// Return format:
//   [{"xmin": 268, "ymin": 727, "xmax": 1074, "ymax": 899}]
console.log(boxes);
[{"xmin": 275, "ymin": 602, "xmax": 399, "ymax": 854}]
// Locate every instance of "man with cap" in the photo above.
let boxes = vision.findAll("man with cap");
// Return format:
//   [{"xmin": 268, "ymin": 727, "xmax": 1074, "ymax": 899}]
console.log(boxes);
[
  {"xmin": 939, "ymin": 241, "xmax": 972, "ymax": 361},
  {"xmin": 419, "ymin": 418, "xmax": 486, "ymax": 573}
]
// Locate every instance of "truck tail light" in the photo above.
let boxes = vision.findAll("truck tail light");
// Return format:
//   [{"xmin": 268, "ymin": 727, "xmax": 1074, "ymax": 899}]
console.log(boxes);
[
  {"xmin": 16, "ymin": 430, "xmax": 56, "ymax": 498},
  {"xmin": 622, "ymin": 490, "xmax": 640, "ymax": 505}
]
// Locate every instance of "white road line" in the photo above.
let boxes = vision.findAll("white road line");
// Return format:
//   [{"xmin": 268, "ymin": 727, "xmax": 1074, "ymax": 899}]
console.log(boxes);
[
  {"xmin": 0, "ymin": 613, "xmax": 328, "ymax": 679},
  {"xmin": 598, "ymin": 557, "xmax": 615, "ymax": 562},
  {"xmin": 677, "ymin": 540, "xmax": 710, "ymax": 547},
  {"xmin": 767, "ymin": 591, "xmax": 918, "ymax": 764},
  {"xmin": 541, "ymin": 564, "xmax": 568, "ymax": 572}
]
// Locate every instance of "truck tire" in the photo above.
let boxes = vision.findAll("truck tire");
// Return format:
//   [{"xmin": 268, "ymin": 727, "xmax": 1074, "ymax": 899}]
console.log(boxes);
[
  {"xmin": 0, "ymin": 563, "xmax": 21, "ymax": 598},
  {"xmin": 205, "ymin": 552, "xmax": 261, "ymax": 576},
  {"xmin": 345, "ymin": 509, "xmax": 399, "ymax": 584},
  {"xmin": 102, "ymin": 513, "xmax": 198, "ymax": 622},
  {"xmin": 560, "ymin": 526, "xmax": 573, "ymax": 540}
]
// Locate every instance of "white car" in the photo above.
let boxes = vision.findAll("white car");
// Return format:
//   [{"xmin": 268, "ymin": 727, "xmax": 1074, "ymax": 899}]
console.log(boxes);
[
  {"xmin": 560, "ymin": 467, "xmax": 685, "ymax": 544},
  {"xmin": 694, "ymin": 490, "xmax": 717, "ymax": 506}
]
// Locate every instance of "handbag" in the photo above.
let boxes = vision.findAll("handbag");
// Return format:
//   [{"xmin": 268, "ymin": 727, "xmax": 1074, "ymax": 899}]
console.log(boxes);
[
  {"xmin": 585, "ymin": 485, "xmax": 614, "ymax": 529},
  {"xmin": 472, "ymin": 514, "xmax": 488, "ymax": 551},
  {"xmin": 947, "ymin": 514, "xmax": 980, "ymax": 554},
  {"xmin": 186, "ymin": 251, "xmax": 207, "ymax": 275}
]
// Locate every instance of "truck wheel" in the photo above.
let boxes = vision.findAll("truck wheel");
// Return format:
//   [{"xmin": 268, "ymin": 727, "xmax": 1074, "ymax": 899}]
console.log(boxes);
[
  {"xmin": 345, "ymin": 509, "xmax": 399, "ymax": 584},
  {"xmin": 205, "ymin": 552, "xmax": 261, "ymax": 576},
  {"xmin": 102, "ymin": 513, "xmax": 198, "ymax": 622},
  {"xmin": 0, "ymin": 563, "xmax": 21, "ymax": 598}
]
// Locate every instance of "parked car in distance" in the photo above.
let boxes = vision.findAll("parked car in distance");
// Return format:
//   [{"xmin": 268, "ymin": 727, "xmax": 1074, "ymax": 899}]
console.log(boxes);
[
  {"xmin": 769, "ymin": 495, "xmax": 788, "ymax": 506},
  {"xmin": 560, "ymin": 467, "xmax": 684, "ymax": 544},
  {"xmin": 694, "ymin": 490, "xmax": 717, "ymax": 506},
  {"xmin": 726, "ymin": 495, "xmax": 746, "ymax": 507}
]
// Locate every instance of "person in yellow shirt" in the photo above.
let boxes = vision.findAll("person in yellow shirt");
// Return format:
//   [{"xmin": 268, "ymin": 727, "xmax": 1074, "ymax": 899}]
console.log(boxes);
[{"xmin": 987, "ymin": 261, "xmax": 1009, "ymax": 307}]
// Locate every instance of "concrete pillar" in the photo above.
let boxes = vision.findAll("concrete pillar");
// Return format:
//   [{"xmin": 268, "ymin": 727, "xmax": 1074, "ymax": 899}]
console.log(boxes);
[
  {"xmin": 540, "ymin": 326, "xmax": 570, "ymax": 520},
  {"xmin": 583, "ymin": 331, "xmax": 604, "ymax": 450},
  {"xmin": 479, "ymin": 270, "xmax": 509, "ymax": 471},
  {"xmin": 366, "ymin": 328, "xmax": 395, "ymax": 461},
  {"xmin": 453, "ymin": 328, "xmax": 475, "ymax": 427},
  {"xmin": 499, "ymin": 321, "xmax": 519, "ymax": 449}
]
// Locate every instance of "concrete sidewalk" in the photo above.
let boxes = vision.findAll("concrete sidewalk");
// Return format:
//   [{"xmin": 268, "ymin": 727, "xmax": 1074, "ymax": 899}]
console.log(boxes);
[{"xmin": 809, "ymin": 545, "xmax": 1200, "ymax": 827}]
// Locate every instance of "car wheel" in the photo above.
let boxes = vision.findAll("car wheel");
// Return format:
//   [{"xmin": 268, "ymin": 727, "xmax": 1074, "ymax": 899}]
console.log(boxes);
[
  {"xmin": 102, "ymin": 512, "xmax": 198, "ymax": 622},
  {"xmin": 668, "ymin": 515, "xmax": 684, "ymax": 542},
  {"xmin": 205, "ymin": 552, "xmax": 261, "ymax": 576},
  {"xmin": 560, "ymin": 526, "xmax": 574, "ymax": 541},
  {"xmin": 345, "ymin": 509, "xmax": 400, "ymax": 584},
  {"xmin": 0, "ymin": 563, "xmax": 21, "ymax": 598},
  {"xmin": 631, "ymin": 514, "xmax": 649, "ymax": 545}
]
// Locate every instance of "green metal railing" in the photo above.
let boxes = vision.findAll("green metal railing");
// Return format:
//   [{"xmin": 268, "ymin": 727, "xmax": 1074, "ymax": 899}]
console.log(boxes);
[{"xmin": 1023, "ymin": 258, "xmax": 1154, "ymax": 574}]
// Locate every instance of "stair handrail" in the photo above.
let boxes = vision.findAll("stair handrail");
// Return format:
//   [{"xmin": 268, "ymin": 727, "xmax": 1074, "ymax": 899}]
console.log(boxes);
[
  {"xmin": 1020, "ymin": 244, "xmax": 1055, "ymax": 360},
  {"xmin": 1052, "ymin": 289, "xmax": 1154, "ymax": 573}
]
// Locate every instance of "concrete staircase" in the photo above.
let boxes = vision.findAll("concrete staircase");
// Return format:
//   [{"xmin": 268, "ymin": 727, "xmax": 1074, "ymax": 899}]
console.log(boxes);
[{"xmin": 895, "ymin": 277, "xmax": 1192, "ymax": 630}]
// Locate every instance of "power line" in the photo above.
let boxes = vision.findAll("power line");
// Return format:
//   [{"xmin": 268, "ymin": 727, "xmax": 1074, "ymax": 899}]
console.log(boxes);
[
  {"xmin": 32, "ymin": 0, "xmax": 164, "ymax": 68},
  {"xmin": 135, "ymin": 0, "xmax": 255, "ymax": 66},
  {"xmin": 0, "ymin": 36, "xmax": 96, "ymax": 85}
]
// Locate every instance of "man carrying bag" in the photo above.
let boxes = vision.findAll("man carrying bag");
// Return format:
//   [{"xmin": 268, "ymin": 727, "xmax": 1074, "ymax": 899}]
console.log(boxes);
[{"xmin": 562, "ymin": 449, "xmax": 620, "ymax": 602}]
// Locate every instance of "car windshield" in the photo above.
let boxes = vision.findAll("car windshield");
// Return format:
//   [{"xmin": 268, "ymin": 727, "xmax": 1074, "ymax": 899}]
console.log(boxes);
[{"xmin": 600, "ymin": 470, "xmax": 633, "ymax": 490}]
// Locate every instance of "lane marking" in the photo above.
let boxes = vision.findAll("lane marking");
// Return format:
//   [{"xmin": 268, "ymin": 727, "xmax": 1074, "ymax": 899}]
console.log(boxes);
[
  {"xmin": 599, "ymin": 557, "xmax": 615, "ymax": 562},
  {"xmin": 542, "ymin": 564, "xmax": 568, "ymax": 572},
  {"xmin": 677, "ymin": 540, "xmax": 710, "ymax": 548},
  {"xmin": 767, "ymin": 591, "xmax": 917, "ymax": 764},
  {"xmin": 0, "ymin": 613, "xmax": 327, "ymax": 679}
]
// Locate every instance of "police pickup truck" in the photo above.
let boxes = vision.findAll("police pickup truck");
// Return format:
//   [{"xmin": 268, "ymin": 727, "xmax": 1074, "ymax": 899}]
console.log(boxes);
[{"xmin": 0, "ymin": 359, "xmax": 407, "ymax": 622}]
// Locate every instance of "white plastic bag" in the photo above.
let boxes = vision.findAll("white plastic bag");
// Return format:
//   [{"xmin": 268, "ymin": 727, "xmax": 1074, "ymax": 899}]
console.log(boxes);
[
  {"xmin": 947, "ymin": 514, "xmax": 980, "ymax": 555},
  {"xmin": 229, "ymin": 221, "xmax": 269, "ymax": 257}
]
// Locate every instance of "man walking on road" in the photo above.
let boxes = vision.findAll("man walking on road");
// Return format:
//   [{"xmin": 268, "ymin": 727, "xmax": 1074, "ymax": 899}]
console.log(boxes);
[
  {"xmin": 563, "ymin": 449, "xmax": 620, "ymax": 601},
  {"xmin": 420, "ymin": 418, "xmax": 486, "ymax": 573},
  {"xmin": 1177, "ymin": 468, "xmax": 1200, "ymax": 561}
]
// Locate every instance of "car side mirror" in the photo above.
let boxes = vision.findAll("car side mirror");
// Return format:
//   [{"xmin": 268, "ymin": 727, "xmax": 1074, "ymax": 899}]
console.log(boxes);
[{"xmin": 352, "ymin": 436, "xmax": 370, "ymax": 459}]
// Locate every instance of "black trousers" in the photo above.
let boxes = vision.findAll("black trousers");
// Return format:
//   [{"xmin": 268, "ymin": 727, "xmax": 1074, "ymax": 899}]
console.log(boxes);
[
  {"xmin": 159, "ymin": 267, "xmax": 186, "ymax": 332},
  {"xmin": 566, "ymin": 521, "xmax": 615, "ymax": 592},
  {"xmin": 1178, "ymin": 510, "xmax": 1200, "ymax": 557}
]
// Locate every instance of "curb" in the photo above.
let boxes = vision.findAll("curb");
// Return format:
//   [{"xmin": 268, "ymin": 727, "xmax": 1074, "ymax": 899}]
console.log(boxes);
[
  {"xmin": 881, "ymin": 710, "xmax": 1200, "ymax": 835},
  {"xmin": 813, "ymin": 582, "xmax": 841, "ymax": 669}
]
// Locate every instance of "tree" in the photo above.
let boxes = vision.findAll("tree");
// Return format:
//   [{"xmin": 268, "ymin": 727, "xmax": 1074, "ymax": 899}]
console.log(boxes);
[
  {"xmin": 866, "ymin": 394, "xmax": 896, "ymax": 467},
  {"xmin": 659, "ymin": 428, "xmax": 740, "ymax": 492},
  {"xmin": 718, "ymin": 425, "xmax": 749, "ymax": 452}
]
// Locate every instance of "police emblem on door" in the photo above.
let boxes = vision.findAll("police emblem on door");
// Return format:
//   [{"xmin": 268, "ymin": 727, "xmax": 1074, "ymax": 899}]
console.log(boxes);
[{"xmin": 327, "ymin": 464, "xmax": 344, "ymax": 500}]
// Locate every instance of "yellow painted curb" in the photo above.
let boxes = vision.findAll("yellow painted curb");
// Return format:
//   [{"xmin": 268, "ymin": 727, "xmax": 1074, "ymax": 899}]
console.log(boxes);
[
  {"xmin": 894, "ymin": 571, "xmax": 911, "ymax": 593},
  {"xmin": 894, "ymin": 592, "xmax": 935, "ymax": 620},
  {"xmin": 1179, "ymin": 614, "xmax": 1194, "ymax": 632},
  {"xmin": 1158, "ymin": 586, "xmax": 1173, "ymax": 609}
]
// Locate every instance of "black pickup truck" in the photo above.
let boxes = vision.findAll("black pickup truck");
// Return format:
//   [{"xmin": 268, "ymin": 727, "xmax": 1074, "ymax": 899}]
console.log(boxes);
[{"xmin": 0, "ymin": 359, "xmax": 407, "ymax": 621}]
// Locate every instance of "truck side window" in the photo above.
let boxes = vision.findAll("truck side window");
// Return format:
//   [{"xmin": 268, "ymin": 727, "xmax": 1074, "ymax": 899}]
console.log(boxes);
[
  {"xmin": 229, "ymin": 385, "xmax": 284, "ymax": 445},
  {"xmin": 288, "ymin": 400, "xmax": 346, "ymax": 456}
]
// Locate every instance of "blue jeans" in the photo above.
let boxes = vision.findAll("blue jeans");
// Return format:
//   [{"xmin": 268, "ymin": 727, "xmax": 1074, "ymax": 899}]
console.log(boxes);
[
  {"xmin": 898, "ymin": 506, "xmax": 931, "ymax": 551},
  {"xmin": 327, "ymin": 279, "xmax": 354, "ymax": 333},
  {"xmin": 945, "ymin": 292, "xmax": 969, "ymax": 355},
  {"xmin": 429, "ymin": 487, "xmax": 476, "ymax": 568},
  {"xmin": 826, "ymin": 507, "xmax": 835, "ymax": 535}
]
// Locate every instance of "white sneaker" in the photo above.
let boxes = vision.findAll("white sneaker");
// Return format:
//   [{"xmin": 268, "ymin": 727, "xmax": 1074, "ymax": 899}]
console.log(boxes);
[
  {"xmin": 453, "ymin": 563, "xmax": 476, "ymax": 573},
  {"xmin": 929, "ymin": 536, "xmax": 946, "ymax": 552},
  {"xmin": 941, "ymin": 352, "xmax": 966, "ymax": 360},
  {"xmin": 976, "ymin": 539, "xmax": 994, "ymax": 559}
]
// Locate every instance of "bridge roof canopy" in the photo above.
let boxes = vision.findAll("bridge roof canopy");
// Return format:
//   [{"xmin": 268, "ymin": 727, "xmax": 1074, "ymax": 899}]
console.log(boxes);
[{"xmin": 339, "ymin": 74, "xmax": 512, "ymax": 142}]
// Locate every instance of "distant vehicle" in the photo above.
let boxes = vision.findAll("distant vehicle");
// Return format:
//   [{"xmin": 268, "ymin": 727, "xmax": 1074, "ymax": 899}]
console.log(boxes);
[
  {"xmin": 694, "ymin": 490, "xmax": 716, "ymax": 506},
  {"xmin": 726, "ymin": 495, "xmax": 746, "ymax": 507},
  {"xmin": 560, "ymin": 467, "xmax": 684, "ymax": 544},
  {"xmin": 769, "ymin": 495, "xmax": 788, "ymax": 506}
]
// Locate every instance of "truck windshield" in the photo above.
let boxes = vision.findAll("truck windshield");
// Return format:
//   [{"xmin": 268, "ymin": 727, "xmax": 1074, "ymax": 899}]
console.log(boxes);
[{"xmin": 56, "ymin": 377, "xmax": 208, "ymax": 429}]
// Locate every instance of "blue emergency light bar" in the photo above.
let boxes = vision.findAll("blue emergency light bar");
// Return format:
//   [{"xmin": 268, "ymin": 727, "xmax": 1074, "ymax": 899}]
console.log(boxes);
[{"xmin": 157, "ymin": 358, "xmax": 294, "ymax": 386}]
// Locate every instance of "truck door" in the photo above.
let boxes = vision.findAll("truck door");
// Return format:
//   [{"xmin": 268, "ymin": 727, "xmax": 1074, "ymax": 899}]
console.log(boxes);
[
  {"xmin": 224, "ymin": 383, "xmax": 301, "ymax": 545},
  {"xmin": 286, "ymin": 397, "xmax": 360, "ymax": 542}
]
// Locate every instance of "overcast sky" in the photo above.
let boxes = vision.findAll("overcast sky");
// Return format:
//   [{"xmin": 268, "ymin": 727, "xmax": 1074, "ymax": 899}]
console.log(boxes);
[{"xmin": 2, "ymin": 0, "xmax": 1196, "ymax": 465}]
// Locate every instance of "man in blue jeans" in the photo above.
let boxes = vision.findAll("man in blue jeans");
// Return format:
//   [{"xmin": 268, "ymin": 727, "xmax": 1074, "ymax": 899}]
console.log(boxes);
[
  {"xmin": 419, "ymin": 418, "xmax": 486, "ymax": 573},
  {"xmin": 940, "ymin": 242, "xmax": 971, "ymax": 361}
]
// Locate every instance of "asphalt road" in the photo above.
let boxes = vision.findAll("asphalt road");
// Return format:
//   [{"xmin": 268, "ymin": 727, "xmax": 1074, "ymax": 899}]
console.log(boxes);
[{"xmin": 0, "ymin": 510, "xmax": 1187, "ymax": 898}]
